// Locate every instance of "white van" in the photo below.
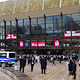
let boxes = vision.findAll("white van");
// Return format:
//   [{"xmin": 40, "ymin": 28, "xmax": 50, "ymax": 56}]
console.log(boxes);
[{"xmin": 0, "ymin": 51, "xmax": 16, "ymax": 67}]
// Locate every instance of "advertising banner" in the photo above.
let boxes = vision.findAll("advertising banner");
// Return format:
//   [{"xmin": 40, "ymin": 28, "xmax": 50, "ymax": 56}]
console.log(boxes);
[
  {"xmin": 6, "ymin": 34, "xmax": 16, "ymax": 39},
  {"xmin": 38, "ymin": 42, "xmax": 45, "ymax": 47},
  {"xmin": 31, "ymin": 42, "xmax": 37, "ymax": 47},
  {"xmin": 64, "ymin": 31, "xmax": 80, "ymax": 37},
  {"xmin": 31, "ymin": 42, "xmax": 45, "ymax": 47}
]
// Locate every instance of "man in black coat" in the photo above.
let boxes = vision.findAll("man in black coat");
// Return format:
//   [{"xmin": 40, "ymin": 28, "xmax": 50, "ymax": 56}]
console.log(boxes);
[
  {"xmin": 68, "ymin": 59, "xmax": 73, "ymax": 75},
  {"xmin": 19, "ymin": 55, "xmax": 26, "ymax": 73},
  {"xmin": 30, "ymin": 56, "xmax": 35, "ymax": 72},
  {"xmin": 72, "ymin": 61, "xmax": 76, "ymax": 79},
  {"xmin": 40, "ymin": 56, "xmax": 47, "ymax": 74}
]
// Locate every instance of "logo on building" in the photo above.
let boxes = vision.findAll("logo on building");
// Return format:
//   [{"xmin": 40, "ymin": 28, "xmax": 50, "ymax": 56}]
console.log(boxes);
[
  {"xmin": 54, "ymin": 40, "xmax": 60, "ymax": 47},
  {"xmin": 19, "ymin": 41, "xmax": 24, "ymax": 47}
]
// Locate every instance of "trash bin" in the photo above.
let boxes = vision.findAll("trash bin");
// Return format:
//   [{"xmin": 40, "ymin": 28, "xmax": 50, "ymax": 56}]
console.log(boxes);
[{"xmin": 1, "ymin": 63, "xmax": 5, "ymax": 68}]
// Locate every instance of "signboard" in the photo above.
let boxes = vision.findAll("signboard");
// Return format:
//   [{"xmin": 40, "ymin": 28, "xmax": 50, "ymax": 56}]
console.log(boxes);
[
  {"xmin": 31, "ymin": 42, "xmax": 45, "ymax": 47},
  {"xmin": 54, "ymin": 40, "xmax": 60, "ymax": 47},
  {"xmin": 6, "ymin": 34, "xmax": 17, "ymax": 39},
  {"xmin": 38, "ymin": 42, "xmax": 45, "ymax": 47},
  {"xmin": 19, "ymin": 41, "xmax": 24, "ymax": 47},
  {"xmin": 31, "ymin": 42, "xmax": 37, "ymax": 47},
  {"xmin": 64, "ymin": 31, "xmax": 80, "ymax": 37}
]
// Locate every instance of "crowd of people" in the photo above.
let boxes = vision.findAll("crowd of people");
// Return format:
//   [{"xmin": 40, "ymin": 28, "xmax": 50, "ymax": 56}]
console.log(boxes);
[{"xmin": 16, "ymin": 54, "xmax": 80, "ymax": 79}]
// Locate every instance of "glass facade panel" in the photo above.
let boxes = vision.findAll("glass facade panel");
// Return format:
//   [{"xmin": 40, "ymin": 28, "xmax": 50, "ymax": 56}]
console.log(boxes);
[
  {"xmin": 38, "ymin": 17, "xmax": 44, "ymax": 24},
  {"xmin": 71, "ymin": 13, "xmax": 80, "ymax": 31},
  {"xmin": 38, "ymin": 24, "xmax": 44, "ymax": 36},
  {"xmin": 0, "ymin": 22, "xmax": 4, "ymax": 39},
  {"xmin": 31, "ymin": 18, "xmax": 37, "ymax": 25},
  {"xmin": 62, "ymin": 0, "xmax": 79, "ymax": 7},
  {"xmin": 24, "ymin": 19, "xmax": 30, "ymax": 37},
  {"xmin": 46, "ymin": 16, "xmax": 53, "ymax": 36},
  {"xmin": 2, "ymin": 0, "xmax": 14, "ymax": 15},
  {"xmin": 6, "ymin": 21, "xmax": 10, "ymax": 35},
  {"xmin": 31, "ymin": 18, "xmax": 37, "ymax": 37},
  {"xmin": 31, "ymin": 25, "xmax": 38, "ymax": 37},
  {"xmin": 54, "ymin": 16, "xmax": 61, "ymax": 36},
  {"xmin": 46, "ymin": 23, "xmax": 53, "ymax": 35},
  {"xmin": 46, "ymin": 16, "xmax": 53, "ymax": 23},
  {"xmin": 12, "ymin": 20, "xmax": 16, "ymax": 35},
  {"xmin": 63, "ymin": 14, "xmax": 71, "ymax": 35},
  {"xmin": 18, "ymin": 20, "xmax": 23, "ymax": 38},
  {"xmin": 15, "ymin": 0, "xmax": 27, "ymax": 13},
  {"xmin": 44, "ymin": 0, "xmax": 60, "ymax": 9},
  {"xmin": 38, "ymin": 17, "xmax": 44, "ymax": 36},
  {"xmin": 29, "ymin": 0, "xmax": 42, "ymax": 11}
]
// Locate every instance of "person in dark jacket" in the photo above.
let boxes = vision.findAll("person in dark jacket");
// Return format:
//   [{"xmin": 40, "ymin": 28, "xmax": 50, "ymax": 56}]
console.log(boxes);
[
  {"xmin": 30, "ymin": 56, "xmax": 35, "ymax": 72},
  {"xmin": 28, "ymin": 55, "xmax": 32, "ymax": 64},
  {"xmin": 72, "ymin": 61, "xmax": 76, "ymax": 79},
  {"xmin": 19, "ymin": 55, "xmax": 26, "ymax": 73},
  {"xmin": 68, "ymin": 59, "xmax": 73, "ymax": 75},
  {"xmin": 40, "ymin": 56, "xmax": 47, "ymax": 74}
]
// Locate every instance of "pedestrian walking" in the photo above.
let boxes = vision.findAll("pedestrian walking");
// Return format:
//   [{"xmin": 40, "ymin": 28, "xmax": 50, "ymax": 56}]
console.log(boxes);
[
  {"xmin": 40, "ymin": 56, "xmax": 47, "ymax": 74},
  {"xmin": 30, "ymin": 56, "xmax": 35, "ymax": 72},
  {"xmin": 68, "ymin": 59, "xmax": 73, "ymax": 75},
  {"xmin": 72, "ymin": 61, "xmax": 76, "ymax": 79},
  {"xmin": 52, "ymin": 55, "xmax": 55, "ymax": 65},
  {"xmin": 19, "ymin": 55, "xmax": 26, "ymax": 73}
]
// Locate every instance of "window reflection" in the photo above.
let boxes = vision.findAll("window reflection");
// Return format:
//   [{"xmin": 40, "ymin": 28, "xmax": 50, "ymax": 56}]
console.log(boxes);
[
  {"xmin": 38, "ymin": 17, "xmax": 44, "ymax": 37},
  {"xmin": 24, "ymin": 19, "xmax": 30, "ymax": 37},
  {"xmin": 0, "ymin": 22, "xmax": 4, "ymax": 39},
  {"xmin": 38, "ymin": 24, "xmax": 44, "ymax": 36},
  {"xmin": 6, "ymin": 21, "xmax": 10, "ymax": 35},
  {"xmin": 12, "ymin": 21, "xmax": 16, "ymax": 35},
  {"xmin": 18, "ymin": 20, "xmax": 23, "ymax": 38},
  {"xmin": 63, "ymin": 15, "xmax": 70, "ymax": 33},
  {"xmin": 31, "ymin": 18, "xmax": 37, "ymax": 37},
  {"xmin": 46, "ymin": 24, "xmax": 53, "ymax": 35},
  {"xmin": 71, "ymin": 13, "xmax": 80, "ymax": 31},
  {"xmin": 54, "ymin": 16, "xmax": 61, "ymax": 36}
]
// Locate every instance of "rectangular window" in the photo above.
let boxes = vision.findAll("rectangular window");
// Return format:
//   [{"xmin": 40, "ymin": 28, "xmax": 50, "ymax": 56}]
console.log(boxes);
[
  {"xmin": 0, "ymin": 53, "xmax": 7, "ymax": 58},
  {"xmin": 9, "ymin": 53, "xmax": 15, "ymax": 58}
]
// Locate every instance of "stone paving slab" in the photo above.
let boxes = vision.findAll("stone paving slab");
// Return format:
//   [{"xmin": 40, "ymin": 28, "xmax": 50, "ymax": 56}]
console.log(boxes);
[{"xmin": 0, "ymin": 71, "xmax": 14, "ymax": 80}]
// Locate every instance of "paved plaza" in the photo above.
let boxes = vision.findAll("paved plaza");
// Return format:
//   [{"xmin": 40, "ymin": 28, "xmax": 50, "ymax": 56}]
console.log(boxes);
[
  {"xmin": 17, "ymin": 61, "xmax": 80, "ymax": 80},
  {"xmin": 0, "ymin": 71, "xmax": 14, "ymax": 80}
]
